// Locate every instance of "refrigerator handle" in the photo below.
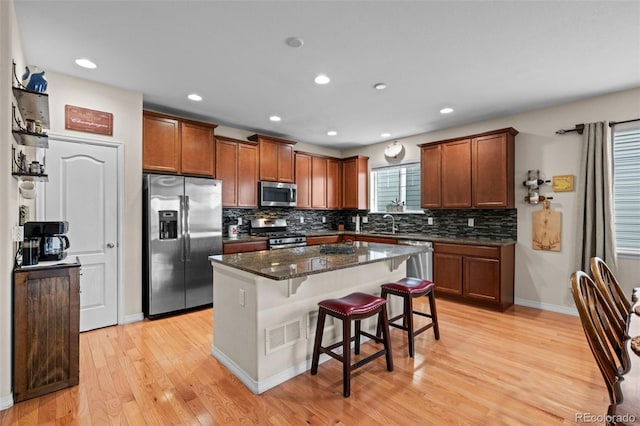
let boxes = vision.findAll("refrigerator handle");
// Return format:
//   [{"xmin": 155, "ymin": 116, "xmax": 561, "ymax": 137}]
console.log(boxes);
[
  {"xmin": 184, "ymin": 195, "xmax": 191, "ymax": 261},
  {"xmin": 179, "ymin": 195, "xmax": 186, "ymax": 262}
]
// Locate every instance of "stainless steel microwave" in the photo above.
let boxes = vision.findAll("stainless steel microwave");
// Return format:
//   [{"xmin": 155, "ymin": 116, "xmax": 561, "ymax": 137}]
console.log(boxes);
[{"xmin": 259, "ymin": 181, "xmax": 297, "ymax": 207}]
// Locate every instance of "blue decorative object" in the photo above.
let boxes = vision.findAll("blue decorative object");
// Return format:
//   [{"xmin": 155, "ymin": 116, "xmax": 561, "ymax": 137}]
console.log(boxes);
[{"xmin": 21, "ymin": 65, "xmax": 48, "ymax": 93}]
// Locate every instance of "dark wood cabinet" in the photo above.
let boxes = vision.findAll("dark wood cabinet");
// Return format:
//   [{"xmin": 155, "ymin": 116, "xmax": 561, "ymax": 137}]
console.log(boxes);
[
  {"xmin": 249, "ymin": 134, "xmax": 296, "ymax": 183},
  {"xmin": 311, "ymin": 156, "xmax": 327, "ymax": 209},
  {"xmin": 342, "ymin": 156, "xmax": 369, "ymax": 210},
  {"xmin": 143, "ymin": 111, "xmax": 180, "ymax": 173},
  {"xmin": 442, "ymin": 139, "xmax": 472, "ymax": 208},
  {"xmin": 143, "ymin": 111, "xmax": 217, "ymax": 176},
  {"xmin": 216, "ymin": 136, "xmax": 258, "ymax": 207},
  {"xmin": 306, "ymin": 235, "xmax": 341, "ymax": 246},
  {"xmin": 13, "ymin": 264, "xmax": 80, "ymax": 402},
  {"xmin": 472, "ymin": 131, "xmax": 515, "ymax": 208},
  {"xmin": 342, "ymin": 234, "xmax": 397, "ymax": 244},
  {"xmin": 223, "ymin": 240, "xmax": 268, "ymax": 254},
  {"xmin": 326, "ymin": 158, "xmax": 342, "ymax": 209},
  {"xmin": 420, "ymin": 144, "xmax": 442, "ymax": 209},
  {"xmin": 355, "ymin": 235, "xmax": 398, "ymax": 244},
  {"xmin": 419, "ymin": 128, "xmax": 517, "ymax": 209},
  {"xmin": 295, "ymin": 152, "xmax": 312, "ymax": 209},
  {"xmin": 180, "ymin": 122, "xmax": 216, "ymax": 177},
  {"xmin": 433, "ymin": 242, "xmax": 514, "ymax": 310},
  {"xmin": 296, "ymin": 152, "xmax": 341, "ymax": 210}
]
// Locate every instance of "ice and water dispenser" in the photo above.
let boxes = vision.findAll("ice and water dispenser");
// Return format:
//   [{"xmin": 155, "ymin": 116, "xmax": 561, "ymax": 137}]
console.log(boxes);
[{"xmin": 159, "ymin": 210, "xmax": 178, "ymax": 240}]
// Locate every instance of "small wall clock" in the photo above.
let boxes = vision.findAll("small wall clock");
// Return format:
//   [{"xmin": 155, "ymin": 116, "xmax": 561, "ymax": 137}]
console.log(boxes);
[{"xmin": 384, "ymin": 141, "xmax": 404, "ymax": 159}]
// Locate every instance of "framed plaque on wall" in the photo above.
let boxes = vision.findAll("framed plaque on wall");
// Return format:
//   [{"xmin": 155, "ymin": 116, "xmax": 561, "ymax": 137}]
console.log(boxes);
[{"xmin": 65, "ymin": 105, "xmax": 113, "ymax": 136}]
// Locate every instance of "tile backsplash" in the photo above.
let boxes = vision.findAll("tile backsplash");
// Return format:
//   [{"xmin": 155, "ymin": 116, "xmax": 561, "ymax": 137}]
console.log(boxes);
[{"xmin": 223, "ymin": 208, "xmax": 516, "ymax": 240}]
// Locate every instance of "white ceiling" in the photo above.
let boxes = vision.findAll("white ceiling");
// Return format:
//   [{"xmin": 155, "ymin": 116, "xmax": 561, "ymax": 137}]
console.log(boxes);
[{"xmin": 13, "ymin": 1, "xmax": 640, "ymax": 149}]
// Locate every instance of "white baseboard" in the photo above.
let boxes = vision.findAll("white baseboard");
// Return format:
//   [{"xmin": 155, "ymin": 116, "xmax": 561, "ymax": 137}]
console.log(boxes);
[
  {"xmin": 0, "ymin": 393, "xmax": 13, "ymax": 411},
  {"xmin": 515, "ymin": 297, "xmax": 578, "ymax": 316},
  {"xmin": 211, "ymin": 345, "xmax": 332, "ymax": 394},
  {"xmin": 123, "ymin": 312, "xmax": 144, "ymax": 324}
]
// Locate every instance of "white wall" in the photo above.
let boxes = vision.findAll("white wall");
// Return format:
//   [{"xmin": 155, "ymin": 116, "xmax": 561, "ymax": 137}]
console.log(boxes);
[
  {"xmin": 44, "ymin": 72, "xmax": 143, "ymax": 319},
  {"xmin": 1, "ymin": 0, "xmax": 25, "ymax": 409},
  {"xmin": 343, "ymin": 87, "xmax": 640, "ymax": 313},
  {"xmin": 216, "ymin": 125, "xmax": 342, "ymax": 158}
]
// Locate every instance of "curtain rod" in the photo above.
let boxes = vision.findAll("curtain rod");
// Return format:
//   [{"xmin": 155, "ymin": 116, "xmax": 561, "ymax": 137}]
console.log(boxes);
[
  {"xmin": 609, "ymin": 118, "xmax": 640, "ymax": 127},
  {"xmin": 555, "ymin": 123, "xmax": 584, "ymax": 135}
]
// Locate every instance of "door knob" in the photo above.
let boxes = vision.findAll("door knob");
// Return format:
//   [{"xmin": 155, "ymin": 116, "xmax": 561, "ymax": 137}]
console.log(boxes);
[{"xmin": 107, "ymin": 243, "xmax": 115, "ymax": 248}]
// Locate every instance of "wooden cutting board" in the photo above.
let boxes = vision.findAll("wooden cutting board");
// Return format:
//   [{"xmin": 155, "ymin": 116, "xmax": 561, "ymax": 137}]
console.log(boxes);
[{"xmin": 532, "ymin": 201, "xmax": 561, "ymax": 251}]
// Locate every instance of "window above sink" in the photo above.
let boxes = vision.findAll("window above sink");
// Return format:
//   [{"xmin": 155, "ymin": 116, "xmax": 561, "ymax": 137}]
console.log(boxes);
[{"xmin": 369, "ymin": 162, "xmax": 422, "ymax": 214}]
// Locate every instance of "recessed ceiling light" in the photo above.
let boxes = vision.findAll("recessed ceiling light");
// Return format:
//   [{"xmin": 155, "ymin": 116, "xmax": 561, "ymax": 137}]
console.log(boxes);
[
  {"xmin": 285, "ymin": 37, "xmax": 304, "ymax": 48},
  {"xmin": 75, "ymin": 58, "xmax": 97, "ymax": 69},
  {"xmin": 373, "ymin": 83, "xmax": 387, "ymax": 90},
  {"xmin": 327, "ymin": 131, "xmax": 337, "ymax": 136},
  {"xmin": 440, "ymin": 107, "xmax": 454, "ymax": 114},
  {"xmin": 269, "ymin": 115, "xmax": 281, "ymax": 122},
  {"xmin": 187, "ymin": 93, "xmax": 203, "ymax": 101},
  {"xmin": 314, "ymin": 75, "xmax": 330, "ymax": 85},
  {"xmin": 381, "ymin": 133, "xmax": 391, "ymax": 138}
]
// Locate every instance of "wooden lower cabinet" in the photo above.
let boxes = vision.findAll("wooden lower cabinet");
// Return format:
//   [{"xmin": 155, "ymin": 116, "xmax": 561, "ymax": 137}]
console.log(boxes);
[
  {"xmin": 306, "ymin": 235, "xmax": 341, "ymax": 246},
  {"xmin": 13, "ymin": 264, "xmax": 80, "ymax": 402},
  {"xmin": 341, "ymin": 234, "xmax": 397, "ymax": 244},
  {"xmin": 433, "ymin": 242, "xmax": 514, "ymax": 310},
  {"xmin": 223, "ymin": 240, "xmax": 268, "ymax": 254}
]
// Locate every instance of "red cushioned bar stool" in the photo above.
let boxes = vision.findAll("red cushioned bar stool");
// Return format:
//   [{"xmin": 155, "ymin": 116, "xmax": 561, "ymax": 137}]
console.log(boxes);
[
  {"xmin": 379, "ymin": 277, "xmax": 440, "ymax": 357},
  {"xmin": 310, "ymin": 292, "xmax": 393, "ymax": 397}
]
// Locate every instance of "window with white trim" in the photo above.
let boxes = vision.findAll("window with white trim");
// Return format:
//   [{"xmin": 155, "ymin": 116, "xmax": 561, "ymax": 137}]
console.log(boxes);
[
  {"xmin": 612, "ymin": 121, "xmax": 640, "ymax": 255},
  {"xmin": 369, "ymin": 163, "xmax": 421, "ymax": 213}
]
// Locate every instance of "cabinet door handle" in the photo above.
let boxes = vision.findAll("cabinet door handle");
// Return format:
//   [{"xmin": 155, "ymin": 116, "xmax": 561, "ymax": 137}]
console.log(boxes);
[{"xmin": 107, "ymin": 243, "xmax": 115, "ymax": 248}]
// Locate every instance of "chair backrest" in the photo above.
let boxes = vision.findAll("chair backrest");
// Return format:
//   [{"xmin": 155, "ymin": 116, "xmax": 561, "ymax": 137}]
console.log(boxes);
[
  {"xmin": 590, "ymin": 257, "xmax": 632, "ymax": 331},
  {"xmin": 570, "ymin": 271, "xmax": 629, "ymax": 409}
]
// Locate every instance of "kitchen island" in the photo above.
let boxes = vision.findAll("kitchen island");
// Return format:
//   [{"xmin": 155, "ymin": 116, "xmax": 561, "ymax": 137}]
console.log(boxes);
[{"xmin": 208, "ymin": 242, "xmax": 428, "ymax": 394}]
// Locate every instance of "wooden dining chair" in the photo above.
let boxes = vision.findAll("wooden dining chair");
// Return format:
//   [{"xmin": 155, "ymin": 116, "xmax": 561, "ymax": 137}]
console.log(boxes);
[
  {"xmin": 571, "ymin": 271, "xmax": 631, "ymax": 419},
  {"xmin": 590, "ymin": 257, "xmax": 632, "ymax": 334}
]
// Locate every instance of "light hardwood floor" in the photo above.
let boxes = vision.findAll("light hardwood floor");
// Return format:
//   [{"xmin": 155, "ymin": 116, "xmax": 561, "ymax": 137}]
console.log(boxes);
[{"xmin": 1, "ymin": 298, "xmax": 608, "ymax": 425}]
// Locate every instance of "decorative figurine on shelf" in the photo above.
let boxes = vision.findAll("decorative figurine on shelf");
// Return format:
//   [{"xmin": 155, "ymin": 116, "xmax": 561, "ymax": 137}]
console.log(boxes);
[{"xmin": 21, "ymin": 65, "xmax": 48, "ymax": 93}]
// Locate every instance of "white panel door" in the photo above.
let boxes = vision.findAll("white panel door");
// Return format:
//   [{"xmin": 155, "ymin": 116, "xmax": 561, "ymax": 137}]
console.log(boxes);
[{"xmin": 44, "ymin": 138, "xmax": 118, "ymax": 331}]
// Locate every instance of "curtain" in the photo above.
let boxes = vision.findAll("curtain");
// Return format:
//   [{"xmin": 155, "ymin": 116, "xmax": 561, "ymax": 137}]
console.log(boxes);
[{"xmin": 575, "ymin": 121, "xmax": 617, "ymax": 272}]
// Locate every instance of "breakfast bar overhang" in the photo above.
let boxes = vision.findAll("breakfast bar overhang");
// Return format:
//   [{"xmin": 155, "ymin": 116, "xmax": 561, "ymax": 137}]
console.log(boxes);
[{"xmin": 208, "ymin": 242, "xmax": 428, "ymax": 394}]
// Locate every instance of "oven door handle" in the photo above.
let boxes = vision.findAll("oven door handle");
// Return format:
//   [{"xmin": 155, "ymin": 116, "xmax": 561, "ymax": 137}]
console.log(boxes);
[{"xmin": 270, "ymin": 242, "xmax": 307, "ymax": 250}]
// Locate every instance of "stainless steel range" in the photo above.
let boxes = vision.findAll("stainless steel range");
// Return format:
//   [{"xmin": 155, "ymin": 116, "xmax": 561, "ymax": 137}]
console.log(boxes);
[{"xmin": 250, "ymin": 218, "xmax": 307, "ymax": 250}]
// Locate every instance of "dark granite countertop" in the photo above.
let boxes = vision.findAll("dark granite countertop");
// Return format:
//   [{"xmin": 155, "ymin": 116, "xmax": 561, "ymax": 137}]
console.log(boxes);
[
  {"xmin": 209, "ymin": 242, "xmax": 427, "ymax": 280},
  {"xmin": 223, "ymin": 231, "xmax": 515, "ymax": 247}
]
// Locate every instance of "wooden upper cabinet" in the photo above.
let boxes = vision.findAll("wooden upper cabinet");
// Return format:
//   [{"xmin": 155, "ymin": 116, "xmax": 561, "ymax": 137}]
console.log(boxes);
[
  {"xmin": 249, "ymin": 134, "xmax": 297, "ymax": 183},
  {"xmin": 311, "ymin": 156, "xmax": 327, "ymax": 209},
  {"xmin": 326, "ymin": 158, "xmax": 341, "ymax": 209},
  {"xmin": 216, "ymin": 138, "xmax": 239, "ymax": 206},
  {"xmin": 342, "ymin": 156, "xmax": 369, "ymax": 210},
  {"xmin": 181, "ymin": 122, "xmax": 215, "ymax": 177},
  {"xmin": 143, "ymin": 110, "xmax": 217, "ymax": 176},
  {"xmin": 472, "ymin": 130, "xmax": 516, "ymax": 208},
  {"xmin": 419, "ymin": 128, "xmax": 517, "ymax": 209},
  {"xmin": 442, "ymin": 139, "xmax": 472, "ymax": 208},
  {"xmin": 237, "ymin": 143, "xmax": 258, "ymax": 207},
  {"xmin": 216, "ymin": 136, "xmax": 258, "ymax": 207},
  {"xmin": 295, "ymin": 152, "xmax": 312, "ymax": 209},
  {"xmin": 420, "ymin": 144, "xmax": 442, "ymax": 208},
  {"xmin": 143, "ymin": 112, "xmax": 180, "ymax": 173}
]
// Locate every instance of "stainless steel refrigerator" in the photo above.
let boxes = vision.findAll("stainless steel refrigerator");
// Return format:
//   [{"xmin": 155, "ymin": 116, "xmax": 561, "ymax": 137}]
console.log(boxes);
[{"xmin": 143, "ymin": 173, "xmax": 222, "ymax": 318}]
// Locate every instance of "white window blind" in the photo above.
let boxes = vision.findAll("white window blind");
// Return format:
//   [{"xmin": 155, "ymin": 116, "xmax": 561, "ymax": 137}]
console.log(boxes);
[
  {"xmin": 370, "ymin": 163, "xmax": 421, "ymax": 213},
  {"xmin": 613, "ymin": 122, "xmax": 640, "ymax": 254}
]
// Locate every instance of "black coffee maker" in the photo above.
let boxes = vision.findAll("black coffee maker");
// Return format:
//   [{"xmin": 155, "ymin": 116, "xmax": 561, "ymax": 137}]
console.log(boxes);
[{"xmin": 23, "ymin": 221, "xmax": 70, "ymax": 261}]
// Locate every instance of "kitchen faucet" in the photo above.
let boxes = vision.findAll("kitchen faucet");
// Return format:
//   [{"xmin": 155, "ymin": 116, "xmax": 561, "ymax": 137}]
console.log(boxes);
[{"xmin": 382, "ymin": 214, "xmax": 398, "ymax": 234}]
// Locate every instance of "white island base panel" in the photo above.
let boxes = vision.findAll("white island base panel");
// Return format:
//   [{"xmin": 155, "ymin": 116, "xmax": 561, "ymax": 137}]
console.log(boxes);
[{"xmin": 211, "ymin": 259, "xmax": 406, "ymax": 394}]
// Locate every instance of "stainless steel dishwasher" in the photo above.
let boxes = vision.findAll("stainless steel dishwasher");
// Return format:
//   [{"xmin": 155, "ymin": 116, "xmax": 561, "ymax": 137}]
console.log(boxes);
[{"xmin": 399, "ymin": 240, "xmax": 433, "ymax": 281}]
